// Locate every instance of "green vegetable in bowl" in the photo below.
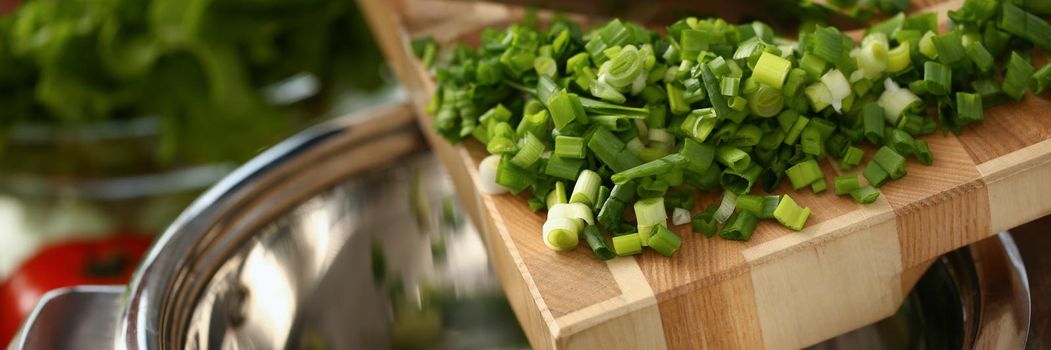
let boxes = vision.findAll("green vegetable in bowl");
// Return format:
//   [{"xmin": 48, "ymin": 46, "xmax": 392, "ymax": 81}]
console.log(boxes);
[{"xmin": 0, "ymin": 0, "xmax": 385, "ymax": 169}]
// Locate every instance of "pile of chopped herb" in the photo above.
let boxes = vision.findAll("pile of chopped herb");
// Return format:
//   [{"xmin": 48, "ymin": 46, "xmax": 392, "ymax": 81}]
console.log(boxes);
[{"xmin": 423, "ymin": 0, "xmax": 1051, "ymax": 259}]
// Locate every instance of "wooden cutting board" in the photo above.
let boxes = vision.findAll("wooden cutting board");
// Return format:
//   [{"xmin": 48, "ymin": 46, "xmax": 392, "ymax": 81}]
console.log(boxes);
[{"xmin": 357, "ymin": 0, "xmax": 1051, "ymax": 348}]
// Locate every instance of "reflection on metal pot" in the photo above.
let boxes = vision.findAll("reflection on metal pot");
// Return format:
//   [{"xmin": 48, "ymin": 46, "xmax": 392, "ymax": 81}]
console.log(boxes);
[{"xmin": 184, "ymin": 155, "xmax": 528, "ymax": 349}]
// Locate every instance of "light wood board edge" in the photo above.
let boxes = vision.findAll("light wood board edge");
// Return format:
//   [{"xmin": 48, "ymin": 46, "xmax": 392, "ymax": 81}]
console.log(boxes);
[
  {"xmin": 741, "ymin": 195, "xmax": 904, "ymax": 349},
  {"xmin": 552, "ymin": 258, "xmax": 668, "ymax": 349},
  {"xmin": 978, "ymin": 139, "xmax": 1051, "ymax": 233}
]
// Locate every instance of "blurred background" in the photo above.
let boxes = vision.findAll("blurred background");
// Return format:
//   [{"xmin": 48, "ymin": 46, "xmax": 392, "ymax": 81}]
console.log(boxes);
[
  {"xmin": 0, "ymin": 0, "xmax": 1047, "ymax": 349},
  {"xmin": 0, "ymin": 0, "xmax": 402, "ymax": 344}
]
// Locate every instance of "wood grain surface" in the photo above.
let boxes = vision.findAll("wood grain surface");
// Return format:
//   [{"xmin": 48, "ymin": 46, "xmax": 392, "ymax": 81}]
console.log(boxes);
[{"xmin": 356, "ymin": 0, "xmax": 1051, "ymax": 348}]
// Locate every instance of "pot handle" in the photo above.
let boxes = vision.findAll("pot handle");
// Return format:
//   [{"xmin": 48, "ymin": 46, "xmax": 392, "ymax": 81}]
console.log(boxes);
[{"xmin": 7, "ymin": 285, "xmax": 124, "ymax": 350}]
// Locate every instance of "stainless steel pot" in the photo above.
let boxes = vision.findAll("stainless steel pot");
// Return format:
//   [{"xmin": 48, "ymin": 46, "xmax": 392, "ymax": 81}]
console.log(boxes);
[{"xmin": 8, "ymin": 104, "xmax": 527, "ymax": 349}]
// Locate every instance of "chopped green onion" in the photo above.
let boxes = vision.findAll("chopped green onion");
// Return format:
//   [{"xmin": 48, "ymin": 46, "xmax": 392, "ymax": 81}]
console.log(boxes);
[
  {"xmin": 820, "ymin": 69, "xmax": 852, "ymax": 112},
  {"xmin": 588, "ymin": 127, "xmax": 643, "ymax": 172},
  {"xmin": 511, "ymin": 133, "xmax": 545, "ymax": 168},
  {"xmin": 547, "ymin": 181, "xmax": 567, "ymax": 208},
  {"xmin": 479, "ymin": 155, "xmax": 509, "ymax": 195},
  {"xmin": 956, "ymin": 92, "xmax": 984, "ymax": 125},
  {"xmin": 932, "ymin": 30, "xmax": 966, "ymax": 68},
  {"xmin": 834, "ymin": 175, "xmax": 861, "ymax": 195},
  {"xmin": 583, "ymin": 225, "xmax": 615, "ymax": 260},
  {"xmin": 635, "ymin": 197, "xmax": 668, "ymax": 244},
  {"xmin": 681, "ymin": 108, "xmax": 719, "ymax": 142},
  {"xmin": 885, "ymin": 128, "xmax": 917, "ymax": 156},
  {"xmin": 595, "ymin": 186, "xmax": 611, "ymax": 212},
  {"xmin": 784, "ymin": 115, "xmax": 810, "ymax": 145},
  {"xmin": 736, "ymin": 194, "xmax": 780, "ymax": 219},
  {"xmin": 666, "ymin": 83, "xmax": 691, "ymax": 115},
  {"xmin": 840, "ymin": 146, "xmax": 865, "ymax": 171},
  {"xmin": 648, "ymin": 226, "xmax": 683, "ymax": 256},
  {"xmin": 426, "ymin": 9, "xmax": 1051, "ymax": 258},
  {"xmin": 548, "ymin": 90, "xmax": 589, "ymax": 131},
  {"xmin": 549, "ymin": 202, "xmax": 595, "ymax": 226},
  {"xmin": 611, "ymin": 154, "xmax": 688, "ymax": 184},
  {"xmin": 898, "ymin": 113, "xmax": 936, "ymax": 137},
  {"xmin": 555, "ymin": 136, "xmax": 586, "ymax": 159},
  {"xmin": 1032, "ymin": 62, "xmax": 1051, "ymax": 94},
  {"xmin": 721, "ymin": 76, "xmax": 741, "ymax": 96},
  {"xmin": 721, "ymin": 163, "xmax": 763, "ymax": 194},
  {"xmin": 728, "ymin": 124, "xmax": 763, "ymax": 147},
  {"xmin": 689, "ymin": 163, "xmax": 723, "ymax": 190},
  {"xmin": 965, "ymin": 41, "xmax": 994, "ymax": 73},
  {"xmin": 672, "ymin": 207, "xmax": 692, "ymax": 225},
  {"xmin": 826, "ymin": 133, "xmax": 850, "ymax": 158},
  {"xmin": 613, "ymin": 233, "xmax": 643, "ymax": 256},
  {"xmin": 800, "ymin": 53, "xmax": 828, "ymax": 79},
  {"xmin": 784, "ymin": 68, "xmax": 810, "ymax": 97},
  {"xmin": 914, "ymin": 140, "xmax": 933, "ymax": 165},
  {"xmin": 801, "ymin": 127, "xmax": 824, "ymax": 158},
  {"xmin": 850, "ymin": 186, "xmax": 881, "ymax": 204},
  {"xmin": 545, "ymin": 155, "xmax": 584, "ymax": 180},
  {"xmin": 680, "ymin": 139, "xmax": 716, "ymax": 174},
  {"xmin": 665, "ymin": 188, "xmax": 694, "ymax": 211},
  {"xmin": 534, "ymin": 56, "xmax": 558, "ymax": 77},
  {"xmin": 773, "ymin": 194, "xmax": 810, "ymax": 231},
  {"xmin": 691, "ymin": 205, "xmax": 719, "ymax": 237},
  {"xmin": 862, "ymin": 102, "xmax": 886, "ymax": 145},
  {"xmin": 714, "ymin": 191, "xmax": 738, "ymax": 223},
  {"xmin": 758, "ymin": 128, "xmax": 787, "ymax": 151},
  {"xmin": 598, "ymin": 182, "xmax": 637, "ymax": 230},
  {"xmin": 919, "ymin": 31, "xmax": 938, "ymax": 59},
  {"xmin": 923, "ymin": 61, "xmax": 951, "ymax": 96},
  {"xmin": 878, "ymin": 80, "xmax": 921, "ymax": 125},
  {"xmin": 528, "ymin": 198, "xmax": 546, "ymax": 212},
  {"xmin": 807, "ymin": 26, "xmax": 847, "ymax": 69},
  {"xmin": 886, "ymin": 42, "xmax": 911, "ymax": 73},
  {"xmin": 591, "ymin": 114, "xmax": 637, "ymax": 132},
  {"xmin": 600, "ymin": 45, "xmax": 645, "ymax": 89},
  {"xmin": 570, "ymin": 169, "xmax": 603, "ymax": 207},
  {"xmin": 747, "ymin": 83, "xmax": 785, "ymax": 117},
  {"xmin": 1000, "ymin": 3, "xmax": 1051, "ymax": 52},
  {"xmin": 716, "ymin": 145, "xmax": 751, "ymax": 172},
  {"xmin": 857, "ymin": 33, "xmax": 889, "ymax": 79},
  {"xmin": 496, "ymin": 156, "xmax": 535, "ymax": 194},
  {"xmin": 811, "ymin": 178, "xmax": 828, "ymax": 193},
  {"xmin": 753, "ymin": 52, "xmax": 792, "ymax": 89},
  {"xmin": 1003, "ymin": 52, "xmax": 1034, "ymax": 101},
  {"xmin": 637, "ymin": 177, "xmax": 670, "ymax": 198},
  {"xmin": 720, "ymin": 211, "xmax": 759, "ymax": 241},
  {"xmin": 701, "ymin": 63, "xmax": 742, "ymax": 123},
  {"xmin": 544, "ymin": 218, "xmax": 581, "ymax": 251},
  {"xmin": 516, "ymin": 110, "xmax": 550, "ymax": 139},
  {"xmin": 805, "ymin": 82, "xmax": 833, "ymax": 112},
  {"xmin": 785, "ymin": 159, "xmax": 824, "ymax": 190},
  {"xmin": 863, "ymin": 160, "xmax": 891, "ymax": 187}
]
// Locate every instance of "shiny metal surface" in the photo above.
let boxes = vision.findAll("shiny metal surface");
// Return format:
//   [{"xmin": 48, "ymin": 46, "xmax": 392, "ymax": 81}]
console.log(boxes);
[
  {"xmin": 10, "ymin": 103, "xmax": 527, "ymax": 349},
  {"xmin": 9, "ymin": 286, "xmax": 124, "ymax": 350},
  {"xmin": 182, "ymin": 154, "xmax": 526, "ymax": 349}
]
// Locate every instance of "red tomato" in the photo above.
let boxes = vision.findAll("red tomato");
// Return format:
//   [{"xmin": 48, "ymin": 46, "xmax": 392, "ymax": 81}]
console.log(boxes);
[{"xmin": 0, "ymin": 234, "xmax": 152, "ymax": 346}]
